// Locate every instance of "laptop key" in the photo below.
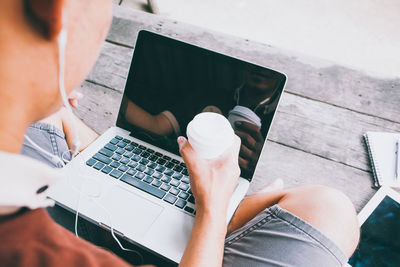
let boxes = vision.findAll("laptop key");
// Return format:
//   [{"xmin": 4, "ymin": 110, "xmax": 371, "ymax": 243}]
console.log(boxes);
[
  {"xmin": 160, "ymin": 183, "xmax": 171, "ymax": 192},
  {"xmin": 131, "ymin": 155, "xmax": 141, "ymax": 162},
  {"xmin": 148, "ymin": 162, "xmax": 157, "ymax": 169},
  {"xmin": 157, "ymin": 158, "xmax": 167, "ymax": 165},
  {"xmin": 178, "ymin": 191, "xmax": 189, "ymax": 200},
  {"xmin": 140, "ymin": 158, "xmax": 149, "ymax": 165},
  {"xmin": 171, "ymin": 159, "xmax": 180, "ymax": 164},
  {"xmin": 120, "ymin": 158, "xmax": 129, "ymax": 165},
  {"xmin": 169, "ymin": 187, "xmax": 180, "ymax": 196},
  {"xmin": 110, "ymin": 138, "xmax": 119, "ymax": 145},
  {"xmin": 165, "ymin": 162, "xmax": 175, "ymax": 169},
  {"xmin": 161, "ymin": 176, "xmax": 171, "ymax": 183},
  {"xmin": 141, "ymin": 152, "xmax": 151, "ymax": 158},
  {"xmin": 115, "ymin": 148, "xmax": 125, "ymax": 155},
  {"xmin": 152, "ymin": 172, "xmax": 163, "ymax": 179},
  {"xmin": 120, "ymin": 174, "xmax": 166, "ymax": 199},
  {"xmin": 164, "ymin": 169, "xmax": 174, "ymax": 176},
  {"xmin": 188, "ymin": 195, "xmax": 195, "ymax": 204},
  {"xmin": 112, "ymin": 154, "xmax": 122, "ymax": 161},
  {"xmin": 180, "ymin": 162, "xmax": 186, "ymax": 167},
  {"xmin": 144, "ymin": 176, "xmax": 153, "ymax": 184},
  {"xmin": 86, "ymin": 158, "xmax": 96, "ymax": 166},
  {"xmin": 173, "ymin": 165, "xmax": 183, "ymax": 172},
  {"xmin": 99, "ymin": 148, "xmax": 113, "ymax": 157},
  {"xmin": 162, "ymin": 155, "xmax": 171, "ymax": 160},
  {"xmin": 144, "ymin": 168, "xmax": 154, "ymax": 176},
  {"xmin": 136, "ymin": 164, "xmax": 146, "ymax": 172},
  {"xmin": 110, "ymin": 169, "xmax": 122, "ymax": 179},
  {"xmin": 115, "ymin": 135, "xmax": 123, "ymax": 140},
  {"xmin": 101, "ymin": 165, "xmax": 112, "ymax": 174},
  {"xmin": 182, "ymin": 168, "xmax": 189, "ymax": 176},
  {"xmin": 163, "ymin": 194, "xmax": 177, "ymax": 204},
  {"xmin": 123, "ymin": 138, "xmax": 131, "ymax": 143},
  {"xmin": 175, "ymin": 199, "xmax": 186, "ymax": 209},
  {"xmin": 93, "ymin": 153, "xmax": 112, "ymax": 165},
  {"xmin": 152, "ymin": 180, "xmax": 162, "ymax": 187},
  {"xmin": 155, "ymin": 152, "xmax": 163, "ymax": 157},
  {"xmin": 118, "ymin": 165, "xmax": 128, "ymax": 172},
  {"xmin": 117, "ymin": 142, "xmax": 127, "ymax": 148},
  {"xmin": 110, "ymin": 161, "xmax": 120, "ymax": 168},
  {"xmin": 179, "ymin": 183, "xmax": 189, "ymax": 191},
  {"xmin": 133, "ymin": 148, "xmax": 142, "ymax": 155},
  {"xmin": 184, "ymin": 206, "xmax": 194, "ymax": 214},
  {"xmin": 131, "ymin": 141, "xmax": 138, "ymax": 147},
  {"xmin": 127, "ymin": 168, "xmax": 136, "ymax": 176},
  {"xmin": 93, "ymin": 162, "xmax": 104, "ymax": 170},
  {"xmin": 138, "ymin": 145, "xmax": 146, "ymax": 150},
  {"xmin": 124, "ymin": 152, "xmax": 134, "ymax": 158},
  {"xmin": 105, "ymin": 143, "xmax": 117, "ymax": 151},
  {"xmin": 170, "ymin": 179, "xmax": 180, "ymax": 187},
  {"xmin": 149, "ymin": 155, "xmax": 158, "ymax": 162},
  {"xmin": 128, "ymin": 161, "xmax": 138, "ymax": 168},
  {"xmin": 172, "ymin": 173, "xmax": 183, "ymax": 180},
  {"xmin": 135, "ymin": 172, "xmax": 145, "ymax": 180},
  {"xmin": 155, "ymin": 165, "xmax": 165, "ymax": 172},
  {"xmin": 125, "ymin": 145, "xmax": 134, "ymax": 151},
  {"xmin": 181, "ymin": 177, "xmax": 190, "ymax": 184}
]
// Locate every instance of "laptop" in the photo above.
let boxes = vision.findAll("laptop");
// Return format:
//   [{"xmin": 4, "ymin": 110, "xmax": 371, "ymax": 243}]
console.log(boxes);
[{"xmin": 49, "ymin": 30, "xmax": 287, "ymax": 263}]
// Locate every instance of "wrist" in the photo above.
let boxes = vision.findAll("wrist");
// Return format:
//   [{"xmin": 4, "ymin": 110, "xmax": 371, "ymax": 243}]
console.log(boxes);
[{"xmin": 195, "ymin": 206, "xmax": 228, "ymax": 230}]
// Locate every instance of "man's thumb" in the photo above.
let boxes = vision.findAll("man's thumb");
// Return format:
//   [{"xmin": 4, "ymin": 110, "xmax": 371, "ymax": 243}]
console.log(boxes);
[{"xmin": 177, "ymin": 136, "xmax": 196, "ymax": 163}]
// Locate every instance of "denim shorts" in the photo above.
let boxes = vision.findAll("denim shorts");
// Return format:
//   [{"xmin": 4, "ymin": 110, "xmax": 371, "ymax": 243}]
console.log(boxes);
[{"xmin": 22, "ymin": 122, "xmax": 348, "ymax": 267}]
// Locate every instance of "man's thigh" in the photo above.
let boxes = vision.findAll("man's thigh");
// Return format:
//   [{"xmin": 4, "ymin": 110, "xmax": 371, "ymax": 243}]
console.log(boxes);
[{"xmin": 223, "ymin": 205, "xmax": 348, "ymax": 267}]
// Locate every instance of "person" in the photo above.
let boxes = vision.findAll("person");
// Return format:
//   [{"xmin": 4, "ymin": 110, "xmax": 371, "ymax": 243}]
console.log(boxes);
[{"xmin": 0, "ymin": 1, "xmax": 360, "ymax": 267}]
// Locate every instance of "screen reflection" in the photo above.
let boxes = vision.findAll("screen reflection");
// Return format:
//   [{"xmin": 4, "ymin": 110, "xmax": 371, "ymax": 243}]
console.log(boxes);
[{"xmin": 117, "ymin": 31, "xmax": 286, "ymax": 180}]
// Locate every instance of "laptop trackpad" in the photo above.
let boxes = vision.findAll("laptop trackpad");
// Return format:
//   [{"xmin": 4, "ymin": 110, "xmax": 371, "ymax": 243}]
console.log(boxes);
[{"xmin": 99, "ymin": 186, "xmax": 164, "ymax": 237}]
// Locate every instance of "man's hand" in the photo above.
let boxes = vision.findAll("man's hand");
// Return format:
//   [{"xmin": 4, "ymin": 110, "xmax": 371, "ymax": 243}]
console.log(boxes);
[
  {"xmin": 67, "ymin": 90, "xmax": 83, "ymax": 108},
  {"xmin": 178, "ymin": 135, "xmax": 241, "ymax": 215},
  {"xmin": 234, "ymin": 121, "xmax": 264, "ymax": 178}
]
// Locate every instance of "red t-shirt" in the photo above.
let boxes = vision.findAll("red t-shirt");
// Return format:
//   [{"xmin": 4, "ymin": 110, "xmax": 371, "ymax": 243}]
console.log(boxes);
[{"xmin": 0, "ymin": 208, "xmax": 133, "ymax": 267}]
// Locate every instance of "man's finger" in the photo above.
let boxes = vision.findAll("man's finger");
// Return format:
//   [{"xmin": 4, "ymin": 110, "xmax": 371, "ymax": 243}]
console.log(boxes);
[
  {"xmin": 235, "ymin": 121, "xmax": 264, "ymax": 142},
  {"xmin": 178, "ymin": 136, "xmax": 198, "ymax": 170},
  {"xmin": 239, "ymin": 144, "xmax": 252, "ymax": 160},
  {"xmin": 239, "ymin": 157, "xmax": 249, "ymax": 170},
  {"xmin": 235, "ymin": 129, "xmax": 256, "ymax": 150}
]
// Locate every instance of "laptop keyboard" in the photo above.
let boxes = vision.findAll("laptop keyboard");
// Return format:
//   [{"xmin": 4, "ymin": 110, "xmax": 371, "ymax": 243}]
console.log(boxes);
[{"xmin": 85, "ymin": 135, "xmax": 196, "ymax": 215}]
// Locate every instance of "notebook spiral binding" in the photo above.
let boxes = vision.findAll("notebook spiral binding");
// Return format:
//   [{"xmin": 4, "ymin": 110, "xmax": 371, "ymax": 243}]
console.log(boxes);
[{"xmin": 363, "ymin": 134, "xmax": 381, "ymax": 188}]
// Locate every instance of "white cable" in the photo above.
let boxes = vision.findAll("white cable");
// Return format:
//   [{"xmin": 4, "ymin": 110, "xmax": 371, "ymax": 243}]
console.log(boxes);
[
  {"xmin": 24, "ymin": 135, "xmax": 65, "ymax": 166},
  {"xmin": 57, "ymin": 26, "xmax": 81, "ymax": 157}
]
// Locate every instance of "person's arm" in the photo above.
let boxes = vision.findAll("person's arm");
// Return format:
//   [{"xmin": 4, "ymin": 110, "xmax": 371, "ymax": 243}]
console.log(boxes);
[
  {"xmin": 177, "ymin": 135, "xmax": 241, "ymax": 267},
  {"xmin": 125, "ymin": 99, "xmax": 174, "ymax": 136}
]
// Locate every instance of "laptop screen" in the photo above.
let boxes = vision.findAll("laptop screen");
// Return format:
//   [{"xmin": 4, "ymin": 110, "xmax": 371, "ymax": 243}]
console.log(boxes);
[{"xmin": 117, "ymin": 30, "xmax": 286, "ymax": 180}]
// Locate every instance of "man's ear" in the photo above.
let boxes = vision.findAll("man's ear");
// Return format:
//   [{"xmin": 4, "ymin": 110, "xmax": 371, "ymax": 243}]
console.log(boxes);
[{"xmin": 25, "ymin": 0, "xmax": 65, "ymax": 40}]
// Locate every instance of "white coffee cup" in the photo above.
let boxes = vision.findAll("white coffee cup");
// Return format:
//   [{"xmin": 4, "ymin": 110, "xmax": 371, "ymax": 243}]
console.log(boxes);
[
  {"xmin": 228, "ymin": 105, "xmax": 262, "ymax": 129},
  {"xmin": 186, "ymin": 112, "xmax": 234, "ymax": 159}
]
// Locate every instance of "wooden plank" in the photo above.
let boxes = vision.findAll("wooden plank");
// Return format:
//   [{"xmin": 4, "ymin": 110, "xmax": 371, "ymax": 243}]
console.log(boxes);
[
  {"xmin": 86, "ymin": 41, "xmax": 132, "ymax": 93},
  {"xmin": 107, "ymin": 6, "xmax": 400, "ymax": 123},
  {"xmin": 250, "ymin": 141, "xmax": 375, "ymax": 212},
  {"xmin": 75, "ymin": 81, "xmax": 123, "ymax": 134},
  {"xmin": 269, "ymin": 93, "xmax": 400, "ymax": 171}
]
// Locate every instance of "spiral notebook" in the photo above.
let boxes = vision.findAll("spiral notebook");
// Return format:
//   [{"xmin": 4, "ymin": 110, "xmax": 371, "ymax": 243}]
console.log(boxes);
[{"xmin": 364, "ymin": 132, "xmax": 400, "ymax": 188}]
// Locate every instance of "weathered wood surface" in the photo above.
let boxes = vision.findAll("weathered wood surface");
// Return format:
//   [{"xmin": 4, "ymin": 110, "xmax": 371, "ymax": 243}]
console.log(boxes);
[{"xmin": 78, "ymin": 5, "xmax": 400, "ymax": 211}]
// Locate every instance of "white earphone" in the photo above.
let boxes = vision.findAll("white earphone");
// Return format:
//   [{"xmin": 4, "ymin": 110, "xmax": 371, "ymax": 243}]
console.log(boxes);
[{"xmin": 25, "ymin": 9, "xmax": 80, "ymax": 161}]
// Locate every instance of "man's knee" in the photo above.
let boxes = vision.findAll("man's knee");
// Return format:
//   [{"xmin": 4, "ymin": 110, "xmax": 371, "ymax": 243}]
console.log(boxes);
[{"xmin": 278, "ymin": 185, "xmax": 360, "ymax": 257}]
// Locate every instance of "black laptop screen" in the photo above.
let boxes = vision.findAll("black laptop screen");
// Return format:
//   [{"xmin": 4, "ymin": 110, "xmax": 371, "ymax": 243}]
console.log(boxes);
[{"xmin": 117, "ymin": 30, "xmax": 286, "ymax": 180}]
